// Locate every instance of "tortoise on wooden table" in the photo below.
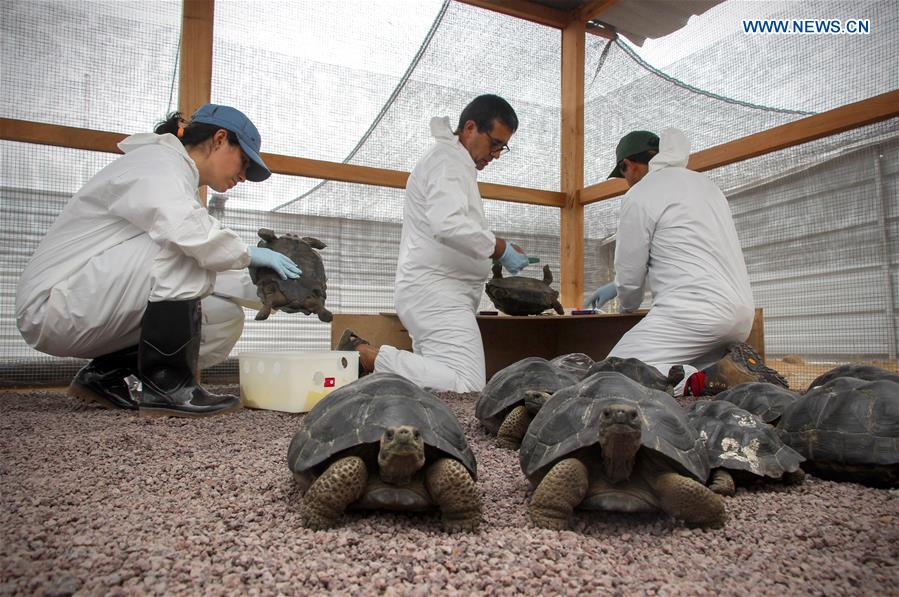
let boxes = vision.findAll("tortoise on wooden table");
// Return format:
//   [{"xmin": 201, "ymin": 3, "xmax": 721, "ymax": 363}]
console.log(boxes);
[
  {"xmin": 585, "ymin": 356, "xmax": 685, "ymax": 394},
  {"xmin": 485, "ymin": 263, "xmax": 564, "ymax": 316},
  {"xmin": 475, "ymin": 357, "xmax": 579, "ymax": 450},
  {"xmin": 549, "ymin": 353, "xmax": 595, "ymax": 381},
  {"xmin": 685, "ymin": 399, "xmax": 805, "ymax": 496},
  {"xmin": 776, "ymin": 377, "xmax": 899, "ymax": 488},
  {"xmin": 806, "ymin": 364, "xmax": 899, "ymax": 391},
  {"xmin": 520, "ymin": 371, "xmax": 725, "ymax": 530},
  {"xmin": 249, "ymin": 228, "xmax": 333, "ymax": 322},
  {"xmin": 713, "ymin": 382, "xmax": 799, "ymax": 425},
  {"xmin": 287, "ymin": 373, "xmax": 481, "ymax": 532}
]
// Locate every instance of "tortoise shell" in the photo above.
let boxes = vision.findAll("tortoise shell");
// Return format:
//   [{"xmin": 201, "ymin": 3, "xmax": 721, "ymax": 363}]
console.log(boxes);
[
  {"xmin": 685, "ymin": 399, "xmax": 804, "ymax": 478},
  {"xmin": 287, "ymin": 373, "xmax": 477, "ymax": 491},
  {"xmin": 714, "ymin": 382, "xmax": 799, "ymax": 425},
  {"xmin": 520, "ymin": 371, "xmax": 709, "ymax": 485},
  {"xmin": 249, "ymin": 228, "xmax": 333, "ymax": 322},
  {"xmin": 585, "ymin": 356, "xmax": 685, "ymax": 394},
  {"xmin": 485, "ymin": 263, "xmax": 564, "ymax": 316},
  {"xmin": 776, "ymin": 377, "xmax": 899, "ymax": 487},
  {"xmin": 549, "ymin": 353, "xmax": 595, "ymax": 381},
  {"xmin": 806, "ymin": 364, "xmax": 899, "ymax": 392}
]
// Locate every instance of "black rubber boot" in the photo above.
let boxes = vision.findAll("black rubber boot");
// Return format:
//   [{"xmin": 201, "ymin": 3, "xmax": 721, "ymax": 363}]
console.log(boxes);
[
  {"xmin": 67, "ymin": 345, "xmax": 140, "ymax": 410},
  {"xmin": 138, "ymin": 299, "xmax": 241, "ymax": 418}
]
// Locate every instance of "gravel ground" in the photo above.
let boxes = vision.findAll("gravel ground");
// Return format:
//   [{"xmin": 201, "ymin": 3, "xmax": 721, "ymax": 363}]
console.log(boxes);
[{"xmin": 1, "ymin": 387, "xmax": 896, "ymax": 596}]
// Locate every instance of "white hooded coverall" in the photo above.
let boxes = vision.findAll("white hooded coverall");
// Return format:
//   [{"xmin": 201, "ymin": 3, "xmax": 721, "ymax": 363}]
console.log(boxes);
[
  {"xmin": 15, "ymin": 133, "xmax": 258, "ymax": 369},
  {"xmin": 375, "ymin": 117, "xmax": 496, "ymax": 393},
  {"xmin": 609, "ymin": 128, "xmax": 755, "ymax": 382}
]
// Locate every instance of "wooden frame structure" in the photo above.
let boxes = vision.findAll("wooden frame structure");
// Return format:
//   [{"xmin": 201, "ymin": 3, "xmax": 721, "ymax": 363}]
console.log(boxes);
[{"xmin": 2, "ymin": 0, "xmax": 897, "ymax": 307}]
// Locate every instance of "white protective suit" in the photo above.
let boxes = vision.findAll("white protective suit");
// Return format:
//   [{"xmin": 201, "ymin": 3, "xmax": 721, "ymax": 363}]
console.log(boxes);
[
  {"xmin": 608, "ymin": 128, "xmax": 755, "ymax": 382},
  {"xmin": 15, "ymin": 133, "xmax": 260, "ymax": 369},
  {"xmin": 375, "ymin": 117, "xmax": 496, "ymax": 393}
]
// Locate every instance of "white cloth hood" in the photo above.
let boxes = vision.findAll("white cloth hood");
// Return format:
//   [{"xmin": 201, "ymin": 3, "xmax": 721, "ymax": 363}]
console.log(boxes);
[
  {"xmin": 118, "ymin": 133, "xmax": 198, "ymax": 179},
  {"xmin": 429, "ymin": 116, "xmax": 456, "ymax": 141},
  {"xmin": 649, "ymin": 127, "xmax": 691, "ymax": 172}
]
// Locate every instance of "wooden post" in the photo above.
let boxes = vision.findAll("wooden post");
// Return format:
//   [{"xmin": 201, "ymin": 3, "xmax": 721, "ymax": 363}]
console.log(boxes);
[
  {"xmin": 559, "ymin": 18, "xmax": 585, "ymax": 308},
  {"xmin": 179, "ymin": 0, "xmax": 215, "ymax": 206}
]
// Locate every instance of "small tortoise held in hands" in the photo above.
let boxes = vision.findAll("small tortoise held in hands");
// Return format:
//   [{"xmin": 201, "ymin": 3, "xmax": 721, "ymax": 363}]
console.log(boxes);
[
  {"xmin": 287, "ymin": 373, "xmax": 481, "ymax": 532},
  {"xmin": 520, "ymin": 371, "xmax": 725, "ymax": 530},
  {"xmin": 485, "ymin": 263, "xmax": 564, "ymax": 316},
  {"xmin": 249, "ymin": 228, "xmax": 332, "ymax": 322}
]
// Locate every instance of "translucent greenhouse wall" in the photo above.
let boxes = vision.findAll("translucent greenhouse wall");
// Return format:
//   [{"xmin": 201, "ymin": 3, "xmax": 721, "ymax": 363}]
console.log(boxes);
[{"xmin": 1, "ymin": 0, "xmax": 897, "ymax": 389}]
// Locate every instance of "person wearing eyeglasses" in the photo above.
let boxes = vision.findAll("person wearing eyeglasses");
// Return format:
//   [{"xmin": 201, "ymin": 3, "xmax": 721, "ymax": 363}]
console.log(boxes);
[
  {"xmin": 337, "ymin": 94, "xmax": 530, "ymax": 392},
  {"xmin": 15, "ymin": 104, "xmax": 300, "ymax": 417},
  {"xmin": 585, "ymin": 128, "xmax": 785, "ymax": 395}
]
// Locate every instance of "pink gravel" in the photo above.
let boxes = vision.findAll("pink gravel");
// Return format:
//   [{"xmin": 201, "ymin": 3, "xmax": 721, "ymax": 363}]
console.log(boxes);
[{"xmin": 1, "ymin": 387, "xmax": 896, "ymax": 595}]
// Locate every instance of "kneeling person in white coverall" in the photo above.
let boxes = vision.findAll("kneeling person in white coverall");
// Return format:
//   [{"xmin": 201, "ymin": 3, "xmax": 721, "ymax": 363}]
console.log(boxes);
[
  {"xmin": 338, "ymin": 94, "xmax": 531, "ymax": 393},
  {"xmin": 16, "ymin": 104, "xmax": 300, "ymax": 417},
  {"xmin": 585, "ymin": 128, "xmax": 782, "ymax": 395}
]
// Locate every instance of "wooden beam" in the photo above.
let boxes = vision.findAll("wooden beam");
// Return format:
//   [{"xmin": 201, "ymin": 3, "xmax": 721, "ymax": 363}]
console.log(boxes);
[
  {"xmin": 0, "ymin": 119, "xmax": 126, "ymax": 153},
  {"xmin": 178, "ymin": 0, "xmax": 215, "ymax": 116},
  {"xmin": 0, "ymin": 118, "xmax": 564, "ymax": 207},
  {"xmin": 572, "ymin": 0, "xmax": 619, "ymax": 23},
  {"xmin": 559, "ymin": 18, "xmax": 586, "ymax": 308},
  {"xmin": 453, "ymin": 0, "xmax": 568, "ymax": 28},
  {"xmin": 179, "ymin": 0, "xmax": 215, "ymax": 206},
  {"xmin": 579, "ymin": 90, "xmax": 899, "ymax": 205}
]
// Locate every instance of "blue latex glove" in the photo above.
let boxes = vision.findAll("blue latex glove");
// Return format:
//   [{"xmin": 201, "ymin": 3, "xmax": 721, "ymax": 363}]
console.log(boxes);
[
  {"xmin": 498, "ymin": 242, "xmax": 529, "ymax": 275},
  {"xmin": 584, "ymin": 282, "xmax": 618, "ymax": 310},
  {"xmin": 248, "ymin": 247, "xmax": 302, "ymax": 280}
]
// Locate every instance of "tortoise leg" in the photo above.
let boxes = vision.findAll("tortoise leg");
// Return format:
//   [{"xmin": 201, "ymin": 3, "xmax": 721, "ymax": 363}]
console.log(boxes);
[
  {"xmin": 708, "ymin": 468, "xmax": 736, "ymax": 496},
  {"xmin": 299, "ymin": 456, "xmax": 367, "ymax": 530},
  {"xmin": 529, "ymin": 458, "xmax": 588, "ymax": 530},
  {"xmin": 496, "ymin": 405, "xmax": 531, "ymax": 450},
  {"xmin": 650, "ymin": 470, "xmax": 726, "ymax": 528},
  {"xmin": 781, "ymin": 468, "xmax": 806, "ymax": 485},
  {"xmin": 425, "ymin": 458, "xmax": 481, "ymax": 533},
  {"xmin": 552, "ymin": 300, "xmax": 564, "ymax": 315}
]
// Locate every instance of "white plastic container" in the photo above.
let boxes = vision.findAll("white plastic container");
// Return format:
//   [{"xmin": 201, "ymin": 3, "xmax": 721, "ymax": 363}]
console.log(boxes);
[{"xmin": 238, "ymin": 351, "xmax": 359, "ymax": 413}]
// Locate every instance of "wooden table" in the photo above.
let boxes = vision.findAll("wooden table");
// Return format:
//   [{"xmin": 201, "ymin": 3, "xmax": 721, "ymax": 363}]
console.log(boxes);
[{"xmin": 331, "ymin": 309, "xmax": 765, "ymax": 380}]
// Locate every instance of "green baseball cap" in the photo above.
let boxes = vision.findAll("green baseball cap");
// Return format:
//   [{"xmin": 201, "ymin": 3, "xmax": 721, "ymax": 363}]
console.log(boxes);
[{"xmin": 608, "ymin": 130, "xmax": 660, "ymax": 178}]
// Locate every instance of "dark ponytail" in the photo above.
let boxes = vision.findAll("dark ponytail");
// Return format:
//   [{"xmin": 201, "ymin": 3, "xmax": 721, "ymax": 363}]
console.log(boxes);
[{"xmin": 154, "ymin": 111, "xmax": 239, "ymax": 147}]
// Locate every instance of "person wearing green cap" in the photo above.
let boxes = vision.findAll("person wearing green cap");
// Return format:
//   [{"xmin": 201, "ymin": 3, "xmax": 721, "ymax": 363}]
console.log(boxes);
[
  {"xmin": 585, "ymin": 128, "xmax": 783, "ymax": 395},
  {"xmin": 16, "ymin": 104, "xmax": 300, "ymax": 417}
]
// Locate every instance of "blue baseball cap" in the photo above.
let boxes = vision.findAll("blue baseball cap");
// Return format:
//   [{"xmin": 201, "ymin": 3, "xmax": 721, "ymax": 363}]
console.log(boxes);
[{"xmin": 190, "ymin": 104, "xmax": 271, "ymax": 182}]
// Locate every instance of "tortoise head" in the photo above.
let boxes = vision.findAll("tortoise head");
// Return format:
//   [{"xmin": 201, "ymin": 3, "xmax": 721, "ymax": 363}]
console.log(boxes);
[
  {"xmin": 598, "ymin": 403, "xmax": 642, "ymax": 483},
  {"xmin": 378, "ymin": 425, "xmax": 426, "ymax": 485}
]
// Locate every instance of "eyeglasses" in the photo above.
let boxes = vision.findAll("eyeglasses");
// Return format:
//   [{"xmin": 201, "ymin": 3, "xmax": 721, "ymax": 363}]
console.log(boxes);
[{"xmin": 484, "ymin": 131, "xmax": 510, "ymax": 155}]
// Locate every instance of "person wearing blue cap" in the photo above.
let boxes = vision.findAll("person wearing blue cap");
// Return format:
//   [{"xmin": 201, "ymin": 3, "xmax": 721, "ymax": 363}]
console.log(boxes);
[
  {"xmin": 584, "ymin": 128, "xmax": 784, "ymax": 395},
  {"xmin": 15, "ymin": 103, "xmax": 300, "ymax": 417}
]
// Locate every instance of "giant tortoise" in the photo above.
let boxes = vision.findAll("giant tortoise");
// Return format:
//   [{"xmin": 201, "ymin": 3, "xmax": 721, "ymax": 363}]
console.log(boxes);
[
  {"xmin": 485, "ymin": 263, "xmax": 564, "ymax": 316},
  {"xmin": 685, "ymin": 399, "xmax": 805, "ymax": 496},
  {"xmin": 287, "ymin": 373, "xmax": 481, "ymax": 531},
  {"xmin": 777, "ymin": 377, "xmax": 899, "ymax": 488},
  {"xmin": 520, "ymin": 371, "xmax": 725, "ymax": 530},
  {"xmin": 249, "ymin": 228, "xmax": 333, "ymax": 322},
  {"xmin": 475, "ymin": 357, "xmax": 578, "ymax": 450}
]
